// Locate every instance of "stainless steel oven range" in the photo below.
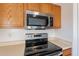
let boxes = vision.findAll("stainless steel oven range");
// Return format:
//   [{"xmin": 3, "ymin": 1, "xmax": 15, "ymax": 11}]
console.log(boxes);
[{"xmin": 24, "ymin": 33, "xmax": 62, "ymax": 56}]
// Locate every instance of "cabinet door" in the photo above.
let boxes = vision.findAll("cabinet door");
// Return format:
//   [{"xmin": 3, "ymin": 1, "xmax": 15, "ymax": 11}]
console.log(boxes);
[
  {"xmin": 63, "ymin": 48, "xmax": 72, "ymax": 56},
  {"xmin": 0, "ymin": 4, "xmax": 24, "ymax": 28},
  {"xmin": 0, "ymin": 4, "xmax": 10, "ymax": 27},
  {"xmin": 8, "ymin": 4, "xmax": 24, "ymax": 28},
  {"xmin": 52, "ymin": 4, "xmax": 61, "ymax": 28},
  {"xmin": 40, "ymin": 3, "xmax": 52, "ymax": 15},
  {"xmin": 24, "ymin": 4, "xmax": 28, "ymax": 11},
  {"xmin": 27, "ymin": 3, "xmax": 40, "ymax": 11}
]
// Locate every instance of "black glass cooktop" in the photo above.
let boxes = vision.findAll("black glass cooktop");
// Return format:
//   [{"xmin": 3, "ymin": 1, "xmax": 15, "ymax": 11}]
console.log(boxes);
[{"xmin": 24, "ymin": 42, "xmax": 62, "ymax": 56}]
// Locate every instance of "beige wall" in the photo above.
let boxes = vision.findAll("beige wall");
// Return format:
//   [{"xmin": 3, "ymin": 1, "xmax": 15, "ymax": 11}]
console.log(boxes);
[
  {"xmin": 0, "ymin": 43, "xmax": 25, "ymax": 56},
  {"xmin": 54, "ymin": 3, "xmax": 73, "ymax": 42}
]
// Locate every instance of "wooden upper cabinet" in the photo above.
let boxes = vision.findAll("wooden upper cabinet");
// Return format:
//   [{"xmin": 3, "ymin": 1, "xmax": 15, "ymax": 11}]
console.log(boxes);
[
  {"xmin": 26, "ymin": 3, "xmax": 40, "ymax": 12},
  {"xmin": 0, "ymin": 4, "xmax": 10, "ymax": 27},
  {"xmin": 9, "ymin": 4, "xmax": 24, "ymax": 28},
  {"xmin": 0, "ymin": 4, "xmax": 24, "ymax": 28},
  {"xmin": 52, "ymin": 4, "xmax": 61, "ymax": 28},
  {"xmin": 24, "ymin": 4, "xmax": 28, "ymax": 11},
  {"xmin": 40, "ymin": 3, "xmax": 52, "ymax": 15}
]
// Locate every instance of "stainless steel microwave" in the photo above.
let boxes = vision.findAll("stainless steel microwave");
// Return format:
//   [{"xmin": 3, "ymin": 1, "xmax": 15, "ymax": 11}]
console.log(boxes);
[{"xmin": 25, "ymin": 10, "xmax": 53, "ymax": 30}]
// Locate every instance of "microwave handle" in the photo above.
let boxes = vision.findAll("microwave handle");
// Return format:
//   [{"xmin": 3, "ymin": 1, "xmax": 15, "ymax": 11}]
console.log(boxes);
[
  {"xmin": 48, "ymin": 17, "xmax": 53, "ymax": 27},
  {"xmin": 47, "ymin": 17, "xmax": 51, "ymax": 27},
  {"xmin": 50, "ymin": 17, "xmax": 53, "ymax": 26}
]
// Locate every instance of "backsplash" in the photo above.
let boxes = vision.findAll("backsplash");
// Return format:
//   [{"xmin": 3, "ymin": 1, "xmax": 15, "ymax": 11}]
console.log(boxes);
[
  {"xmin": 0, "ymin": 29, "xmax": 55, "ymax": 42},
  {"xmin": 0, "ymin": 29, "xmax": 25, "ymax": 42}
]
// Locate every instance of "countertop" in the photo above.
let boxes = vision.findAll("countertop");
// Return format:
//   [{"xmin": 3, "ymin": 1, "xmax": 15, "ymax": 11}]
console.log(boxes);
[
  {"xmin": 0, "ymin": 37, "xmax": 72, "ymax": 50},
  {"xmin": 0, "ymin": 40, "xmax": 25, "ymax": 47},
  {"xmin": 48, "ymin": 37, "xmax": 72, "ymax": 50}
]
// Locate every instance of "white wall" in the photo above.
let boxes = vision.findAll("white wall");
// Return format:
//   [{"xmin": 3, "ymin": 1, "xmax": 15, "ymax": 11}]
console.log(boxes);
[
  {"xmin": 72, "ymin": 3, "xmax": 78, "ymax": 56},
  {"xmin": 77, "ymin": 3, "xmax": 79, "ymax": 56},
  {"xmin": 54, "ymin": 3, "xmax": 73, "ymax": 42}
]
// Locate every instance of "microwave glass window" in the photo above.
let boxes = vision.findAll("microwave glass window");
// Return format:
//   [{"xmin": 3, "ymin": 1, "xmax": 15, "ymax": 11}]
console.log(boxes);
[
  {"xmin": 27, "ymin": 14, "xmax": 49, "ymax": 26},
  {"xmin": 28, "ymin": 18, "xmax": 47, "ymax": 26}
]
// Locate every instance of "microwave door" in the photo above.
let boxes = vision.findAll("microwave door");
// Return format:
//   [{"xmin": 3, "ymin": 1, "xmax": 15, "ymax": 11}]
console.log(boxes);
[{"xmin": 27, "ymin": 14, "xmax": 49, "ymax": 26}]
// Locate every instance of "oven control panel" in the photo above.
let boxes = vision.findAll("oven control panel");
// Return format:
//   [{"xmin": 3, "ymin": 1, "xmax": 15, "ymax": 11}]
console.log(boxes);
[{"xmin": 25, "ymin": 33, "xmax": 48, "ymax": 40}]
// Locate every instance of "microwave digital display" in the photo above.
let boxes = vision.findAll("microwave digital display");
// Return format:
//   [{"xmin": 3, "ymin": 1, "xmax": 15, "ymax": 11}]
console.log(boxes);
[{"xmin": 27, "ymin": 14, "xmax": 49, "ymax": 26}]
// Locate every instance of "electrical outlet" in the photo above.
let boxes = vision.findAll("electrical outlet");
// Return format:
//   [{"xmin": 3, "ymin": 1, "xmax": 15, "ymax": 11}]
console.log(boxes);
[{"xmin": 8, "ymin": 33, "xmax": 12, "ymax": 38}]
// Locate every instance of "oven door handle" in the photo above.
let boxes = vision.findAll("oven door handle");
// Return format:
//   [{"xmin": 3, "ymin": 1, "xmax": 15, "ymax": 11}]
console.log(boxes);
[{"xmin": 56, "ymin": 52, "xmax": 63, "ymax": 56}]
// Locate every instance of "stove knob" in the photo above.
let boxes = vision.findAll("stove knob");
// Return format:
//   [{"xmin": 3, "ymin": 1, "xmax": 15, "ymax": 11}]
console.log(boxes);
[
  {"xmin": 28, "ymin": 35, "xmax": 29, "ymax": 38},
  {"xmin": 30, "ymin": 35, "xmax": 32, "ymax": 38}
]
